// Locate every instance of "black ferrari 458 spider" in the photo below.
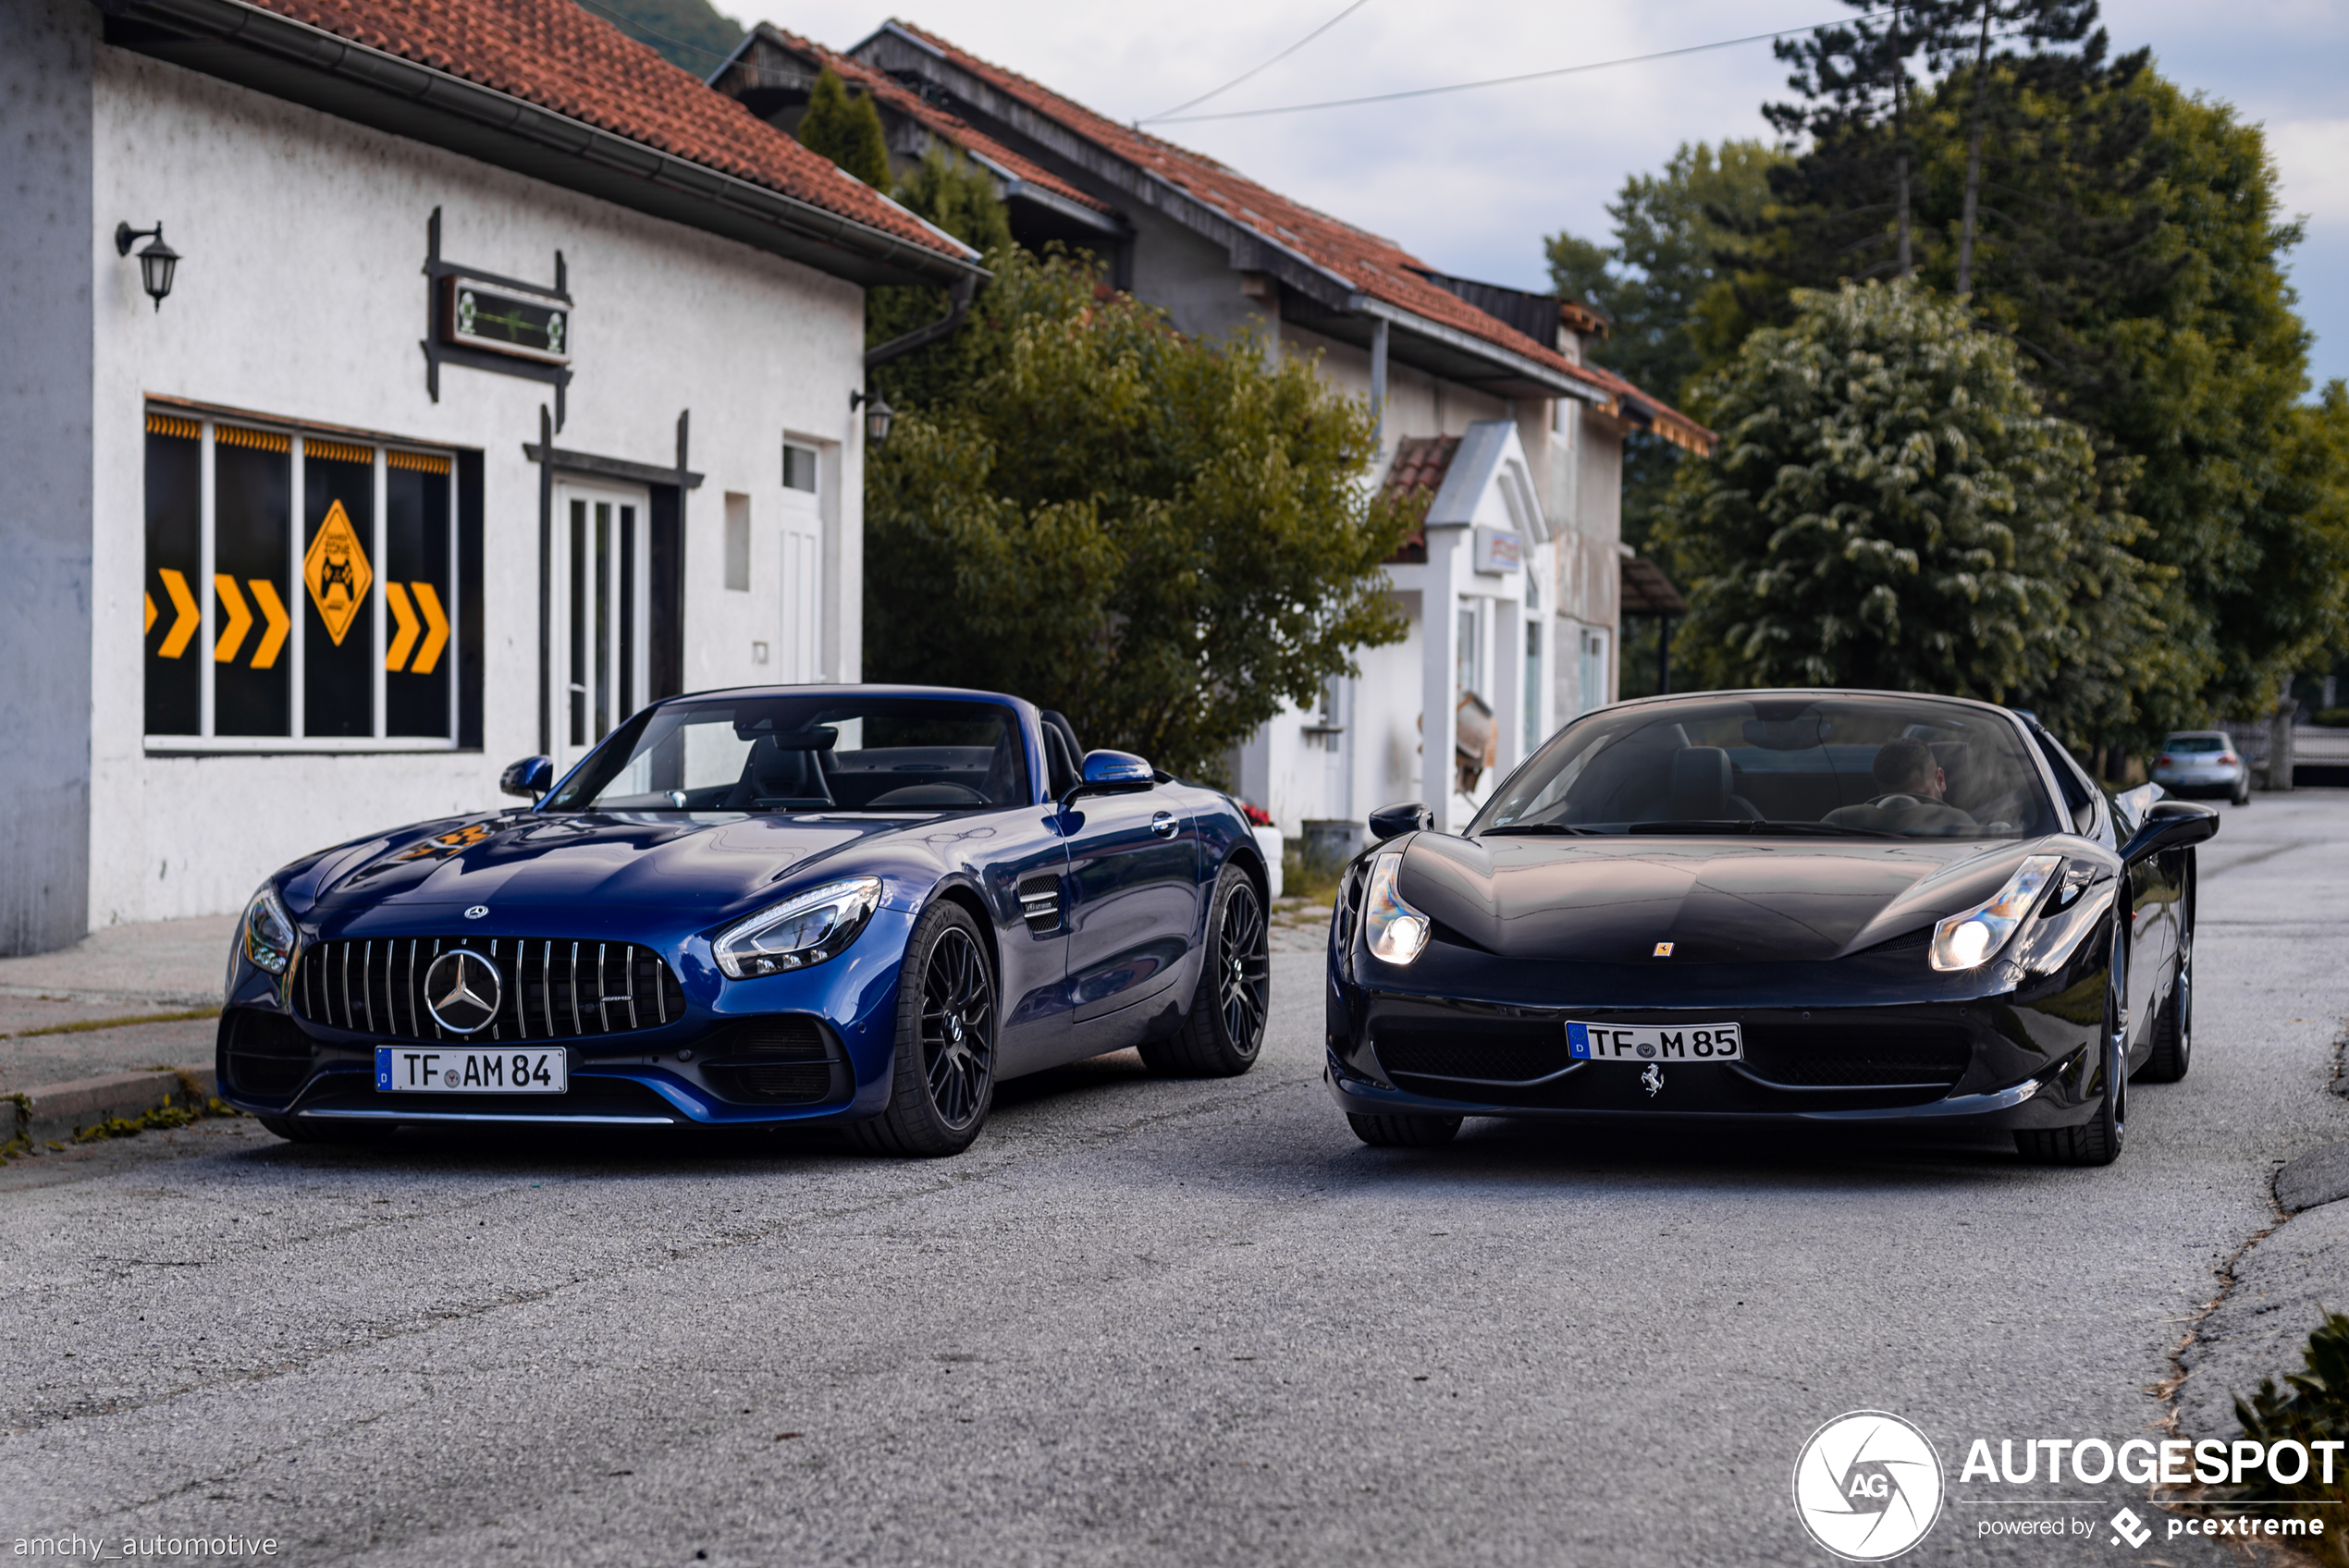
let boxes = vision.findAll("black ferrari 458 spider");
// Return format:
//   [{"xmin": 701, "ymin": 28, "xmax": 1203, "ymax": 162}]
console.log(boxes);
[{"xmin": 1324, "ymin": 690, "xmax": 2218, "ymax": 1165}]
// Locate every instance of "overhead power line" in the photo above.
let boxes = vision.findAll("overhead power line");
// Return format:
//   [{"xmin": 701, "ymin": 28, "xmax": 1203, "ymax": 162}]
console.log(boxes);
[
  {"xmin": 1138, "ymin": 10, "xmax": 1897, "ymax": 125},
  {"xmin": 1147, "ymin": 0, "xmax": 1376, "ymax": 122}
]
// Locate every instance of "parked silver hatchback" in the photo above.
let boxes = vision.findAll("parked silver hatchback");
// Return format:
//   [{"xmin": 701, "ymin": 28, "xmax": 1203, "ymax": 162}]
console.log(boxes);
[{"xmin": 2152, "ymin": 730, "xmax": 2251, "ymax": 805}]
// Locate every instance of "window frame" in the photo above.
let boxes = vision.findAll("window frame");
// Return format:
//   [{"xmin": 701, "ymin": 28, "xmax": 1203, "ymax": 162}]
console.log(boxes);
[{"xmin": 141, "ymin": 404, "xmax": 467, "ymax": 755}]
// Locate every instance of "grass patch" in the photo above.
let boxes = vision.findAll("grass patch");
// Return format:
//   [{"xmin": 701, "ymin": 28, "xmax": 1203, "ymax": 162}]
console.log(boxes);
[
  {"xmin": 1280, "ymin": 847, "xmax": 1347, "ymax": 908},
  {"xmin": 2232, "ymin": 1310, "xmax": 2349, "ymax": 1562},
  {"xmin": 6, "ymin": 1007, "xmax": 219, "ymax": 1039}
]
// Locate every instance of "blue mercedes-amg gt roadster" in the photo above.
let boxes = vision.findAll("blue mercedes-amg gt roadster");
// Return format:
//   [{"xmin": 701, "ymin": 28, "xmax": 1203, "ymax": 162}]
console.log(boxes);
[{"xmin": 217, "ymin": 686, "xmax": 1273, "ymax": 1156}]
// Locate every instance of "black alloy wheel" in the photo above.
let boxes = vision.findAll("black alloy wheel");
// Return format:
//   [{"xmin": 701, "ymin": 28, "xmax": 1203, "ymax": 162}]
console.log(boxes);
[
  {"xmin": 2140, "ymin": 888, "xmax": 2195, "ymax": 1084},
  {"xmin": 1347, "ymin": 1112, "xmax": 1462, "ymax": 1148},
  {"xmin": 852, "ymin": 901, "xmax": 996, "ymax": 1158},
  {"xmin": 2016, "ymin": 936, "xmax": 2128, "ymax": 1167},
  {"xmin": 1142, "ymin": 863, "xmax": 1270, "ymax": 1077}
]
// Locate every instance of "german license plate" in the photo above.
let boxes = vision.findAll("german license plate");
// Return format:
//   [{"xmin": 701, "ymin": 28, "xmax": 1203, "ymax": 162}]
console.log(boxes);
[
  {"xmin": 375, "ymin": 1046, "xmax": 568, "ymax": 1094},
  {"xmin": 1566, "ymin": 1022, "xmax": 1743, "ymax": 1062}
]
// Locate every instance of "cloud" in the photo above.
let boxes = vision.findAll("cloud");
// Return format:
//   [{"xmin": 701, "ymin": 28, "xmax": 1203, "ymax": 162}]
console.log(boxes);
[{"xmin": 2269, "ymin": 119, "xmax": 2349, "ymax": 224}]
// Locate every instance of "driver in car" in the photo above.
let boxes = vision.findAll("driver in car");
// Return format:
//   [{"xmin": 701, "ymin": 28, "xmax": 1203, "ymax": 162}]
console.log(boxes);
[{"xmin": 1825, "ymin": 736, "xmax": 1980, "ymax": 835}]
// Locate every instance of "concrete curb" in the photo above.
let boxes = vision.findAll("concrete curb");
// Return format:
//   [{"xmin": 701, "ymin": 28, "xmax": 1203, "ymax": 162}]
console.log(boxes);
[{"xmin": 7, "ymin": 1065, "xmax": 220, "ymax": 1147}]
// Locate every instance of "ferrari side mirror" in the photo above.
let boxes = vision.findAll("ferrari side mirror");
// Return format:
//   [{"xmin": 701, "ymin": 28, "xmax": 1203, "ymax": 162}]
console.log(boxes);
[
  {"xmin": 500, "ymin": 754, "xmax": 554, "ymax": 802},
  {"xmin": 1368, "ymin": 801, "xmax": 1434, "ymax": 841},
  {"xmin": 1060, "ymin": 749, "xmax": 1154, "ymax": 812},
  {"xmin": 2121, "ymin": 799, "xmax": 2218, "ymax": 864}
]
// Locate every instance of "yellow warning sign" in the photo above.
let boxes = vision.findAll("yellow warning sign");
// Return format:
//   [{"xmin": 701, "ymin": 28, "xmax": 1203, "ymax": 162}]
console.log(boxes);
[{"xmin": 302, "ymin": 500, "xmax": 372, "ymax": 645}]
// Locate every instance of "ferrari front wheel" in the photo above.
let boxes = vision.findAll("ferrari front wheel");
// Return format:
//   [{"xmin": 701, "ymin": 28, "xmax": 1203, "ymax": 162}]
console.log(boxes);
[
  {"xmin": 851, "ymin": 900, "xmax": 996, "ymax": 1158},
  {"xmin": 2016, "ymin": 944, "xmax": 2127, "ymax": 1168},
  {"xmin": 1142, "ymin": 861, "xmax": 1269, "ymax": 1078}
]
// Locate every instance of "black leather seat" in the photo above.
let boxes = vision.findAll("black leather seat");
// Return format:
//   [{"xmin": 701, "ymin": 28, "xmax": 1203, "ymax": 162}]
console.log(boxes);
[{"xmin": 725, "ymin": 736, "xmax": 834, "ymax": 809}]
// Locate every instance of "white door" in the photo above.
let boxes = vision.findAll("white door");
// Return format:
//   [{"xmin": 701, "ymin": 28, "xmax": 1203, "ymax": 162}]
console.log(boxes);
[
  {"xmin": 779, "ymin": 442, "xmax": 823, "ymax": 682},
  {"xmin": 553, "ymin": 482, "xmax": 650, "ymax": 773}
]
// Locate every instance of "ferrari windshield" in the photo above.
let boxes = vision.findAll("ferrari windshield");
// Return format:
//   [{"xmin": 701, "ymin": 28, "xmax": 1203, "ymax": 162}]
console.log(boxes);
[
  {"xmin": 544, "ymin": 695, "xmax": 1030, "ymax": 814},
  {"xmin": 1472, "ymin": 694, "xmax": 2058, "ymax": 839}
]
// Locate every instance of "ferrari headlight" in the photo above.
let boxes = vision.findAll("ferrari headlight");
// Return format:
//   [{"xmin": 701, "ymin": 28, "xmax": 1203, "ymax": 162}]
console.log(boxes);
[
  {"xmin": 713, "ymin": 876, "xmax": 884, "ymax": 979},
  {"xmin": 240, "ymin": 882, "xmax": 296, "ymax": 975},
  {"xmin": 1362, "ymin": 852, "xmax": 1430, "ymax": 966},
  {"xmin": 1930, "ymin": 854, "xmax": 2061, "ymax": 972}
]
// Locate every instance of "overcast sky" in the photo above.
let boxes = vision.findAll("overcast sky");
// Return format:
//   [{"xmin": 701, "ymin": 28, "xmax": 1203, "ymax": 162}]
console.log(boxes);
[{"xmin": 756, "ymin": 0, "xmax": 2347, "ymax": 389}]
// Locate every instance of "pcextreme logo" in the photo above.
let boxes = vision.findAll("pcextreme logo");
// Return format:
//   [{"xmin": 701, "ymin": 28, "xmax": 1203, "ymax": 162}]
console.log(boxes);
[{"xmin": 1792, "ymin": 1411, "xmax": 1946, "ymax": 1561}]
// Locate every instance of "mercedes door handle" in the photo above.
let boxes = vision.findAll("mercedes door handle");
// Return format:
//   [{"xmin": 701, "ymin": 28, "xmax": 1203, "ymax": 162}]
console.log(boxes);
[{"xmin": 1149, "ymin": 811, "xmax": 1179, "ymax": 839}]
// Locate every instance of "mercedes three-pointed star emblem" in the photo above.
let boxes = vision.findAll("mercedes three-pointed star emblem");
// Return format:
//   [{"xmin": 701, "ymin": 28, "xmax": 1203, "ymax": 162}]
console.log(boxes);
[{"xmin": 424, "ymin": 948, "xmax": 503, "ymax": 1035}]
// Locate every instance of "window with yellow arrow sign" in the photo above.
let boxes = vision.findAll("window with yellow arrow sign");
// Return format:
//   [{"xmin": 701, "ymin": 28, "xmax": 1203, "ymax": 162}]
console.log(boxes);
[{"xmin": 142, "ymin": 407, "xmax": 467, "ymax": 749}]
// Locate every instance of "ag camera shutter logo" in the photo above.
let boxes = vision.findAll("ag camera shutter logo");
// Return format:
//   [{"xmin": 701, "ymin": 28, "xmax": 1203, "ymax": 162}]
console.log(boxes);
[{"xmin": 1792, "ymin": 1410, "xmax": 1945, "ymax": 1561}]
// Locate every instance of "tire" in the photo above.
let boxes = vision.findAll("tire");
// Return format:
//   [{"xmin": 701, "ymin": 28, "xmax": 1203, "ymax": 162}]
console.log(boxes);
[
  {"xmin": 256, "ymin": 1113, "xmax": 397, "ymax": 1145},
  {"xmin": 2139, "ymin": 894, "xmax": 2194, "ymax": 1084},
  {"xmin": 1140, "ymin": 862, "xmax": 1270, "ymax": 1078},
  {"xmin": 849, "ymin": 900, "xmax": 996, "ymax": 1158},
  {"xmin": 2016, "ymin": 944, "xmax": 2127, "ymax": 1168},
  {"xmin": 1347, "ymin": 1112, "xmax": 1462, "ymax": 1148}
]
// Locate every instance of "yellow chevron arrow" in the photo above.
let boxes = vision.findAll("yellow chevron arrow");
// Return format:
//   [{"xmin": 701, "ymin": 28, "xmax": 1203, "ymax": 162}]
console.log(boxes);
[
  {"xmin": 249, "ymin": 579, "xmax": 290, "ymax": 669},
  {"xmin": 144, "ymin": 592, "xmax": 157, "ymax": 636},
  {"xmin": 385, "ymin": 581, "xmax": 419, "ymax": 671},
  {"xmin": 411, "ymin": 582, "xmax": 449, "ymax": 676},
  {"xmin": 156, "ymin": 570, "xmax": 199, "ymax": 658},
  {"xmin": 213, "ymin": 574, "xmax": 252, "ymax": 664}
]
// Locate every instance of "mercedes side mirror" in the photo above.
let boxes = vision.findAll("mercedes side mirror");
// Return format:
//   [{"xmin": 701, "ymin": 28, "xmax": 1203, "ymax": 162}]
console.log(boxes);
[
  {"xmin": 1368, "ymin": 801, "xmax": 1434, "ymax": 841},
  {"xmin": 500, "ymin": 754, "xmax": 554, "ymax": 802},
  {"xmin": 2121, "ymin": 799, "xmax": 2219, "ymax": 864},
  {"xmin": 1060, "ymin": 749, "xmax": 1154, "ymax": 811}
]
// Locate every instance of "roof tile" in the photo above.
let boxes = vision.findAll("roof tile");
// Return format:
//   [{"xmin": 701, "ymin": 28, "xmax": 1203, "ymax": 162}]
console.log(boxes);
[
  {"xmin": 235, "ymin": 0, "xmax": 973, "ymax": 262},
  {"xmin": 886, "ymin": 20, "xmax": 1709, "ymax": 447}
]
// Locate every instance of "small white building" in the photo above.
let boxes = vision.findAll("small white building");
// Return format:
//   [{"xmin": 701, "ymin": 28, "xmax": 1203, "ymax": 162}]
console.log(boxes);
[{"xmin": 0, "ymin": 0, "xmax": 980, "ymax": 952}]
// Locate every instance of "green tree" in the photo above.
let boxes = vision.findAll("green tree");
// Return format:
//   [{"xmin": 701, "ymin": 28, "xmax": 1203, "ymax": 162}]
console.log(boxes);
[
  {"xmin": 865, "ymin": 249, "xmax": 1410, "ymax": 779},
  {"xmin": 1546, "ymin": 141, "xmax": 1784, "ymax": 697},
  {"xmin": 797, "ymin": 67, "xmax": 890, "ymax": 190},
  {"xmin": 867, "ymin": 148, "xmax": 1013, "ymax": 356},
  {"xmin": 1544, "ymin": 141, "xmax": 1783, "ymax": 558},
  {"xmin": 1653, "ymin": 281, "xmax": 2164, "ymax": 741}
]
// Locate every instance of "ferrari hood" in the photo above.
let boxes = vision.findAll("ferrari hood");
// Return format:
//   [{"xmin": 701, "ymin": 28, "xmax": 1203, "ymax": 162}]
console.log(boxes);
[
  {"xmin": 1397, "ymin": 833, "xmax": 2050, "ymax": 963},
  {"xmin": 303, "ymin": 811, "xmax": 919, "ymax": 917}
]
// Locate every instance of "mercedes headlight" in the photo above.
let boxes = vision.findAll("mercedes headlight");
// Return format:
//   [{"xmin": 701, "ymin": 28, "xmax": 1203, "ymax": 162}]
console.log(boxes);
[
  {"xmin": 1930, "ymin": 854, "xmax": 2061, "ymax": 972},
  {"xmin": 240, "ymin": 882, "xmax": 296, "ymax": 975},
  {"xmin": 1362, "ymin": 852, "xmax": 1431, "ymax": 966},
  {"xmin": 713, "ymin": 876, "xmax": 884, "ymax": 979}
]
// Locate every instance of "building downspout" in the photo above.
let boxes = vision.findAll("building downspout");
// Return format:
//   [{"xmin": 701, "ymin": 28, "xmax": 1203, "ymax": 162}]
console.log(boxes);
[
  {"xmin": 865, "ymin": 273, "xmax": 978, "ymax": 370},
  {"xmin": 1369, "ymin": 315, "xmax": 1390, "ymax": 455}
]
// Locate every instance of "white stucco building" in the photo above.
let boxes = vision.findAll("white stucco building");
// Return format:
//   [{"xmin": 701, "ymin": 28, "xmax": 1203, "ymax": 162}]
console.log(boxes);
[
  {"xmin": 714, "ymin": 21, "xmax": 1713, "ymax": 844},
  {"xmin": 0, "ymin": 0, "xmax": 979, "ymax": 952}
]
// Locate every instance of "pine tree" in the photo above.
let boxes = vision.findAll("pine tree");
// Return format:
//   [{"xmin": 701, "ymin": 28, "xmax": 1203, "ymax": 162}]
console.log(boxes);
[{"xmin": 796, "ymin": 67, "xmax": 890, "ymax": 190}]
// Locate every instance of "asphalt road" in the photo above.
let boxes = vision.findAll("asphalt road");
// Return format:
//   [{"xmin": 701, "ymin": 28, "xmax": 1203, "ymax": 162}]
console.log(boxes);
[{"xmin": 6, "ymin": 796, "xmax": 2349, "ymax": 1566}]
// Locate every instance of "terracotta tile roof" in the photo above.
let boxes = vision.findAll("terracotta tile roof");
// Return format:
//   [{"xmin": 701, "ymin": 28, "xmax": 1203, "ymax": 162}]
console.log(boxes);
[
  {"xmin": 1380, "ymin": 435, "xmax": 1457, "ymax": 564},
  {"xmin": 232, "ymin": 0, "xmax": 973, "ymax": 263},
  {"xmin": 772, "ymin": 33, "xmax": 1111, "ymax": 215},
  {"xmin": 1382, "ymin": 435, "xmax": 1459, "ymax": 500},
  {"xmin": 879, "ymin": 21, "xmax": 1711, "ymax": 449}
]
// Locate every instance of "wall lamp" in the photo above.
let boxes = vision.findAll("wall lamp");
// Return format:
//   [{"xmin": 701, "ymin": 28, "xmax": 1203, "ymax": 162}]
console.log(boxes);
[
  {"xmin": 850, "ymin": 389, "xmax": 894, "ymax": 445},
  {"xmin": 115, "ymin": 222, "xmax": 181, "ymax": 310}
]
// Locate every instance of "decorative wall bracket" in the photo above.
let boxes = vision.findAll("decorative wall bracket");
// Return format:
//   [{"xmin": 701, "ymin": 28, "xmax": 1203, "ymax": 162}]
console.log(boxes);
[{"xmin": 421, "ymin": 207, "xmax": 574, "ymax": 429}]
